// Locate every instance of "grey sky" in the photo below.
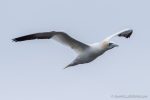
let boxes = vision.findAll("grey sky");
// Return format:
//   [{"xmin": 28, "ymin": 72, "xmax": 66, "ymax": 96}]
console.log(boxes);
[{"xmin": 0, "ymin": 0, "xmax": 150, "ymax": 100}]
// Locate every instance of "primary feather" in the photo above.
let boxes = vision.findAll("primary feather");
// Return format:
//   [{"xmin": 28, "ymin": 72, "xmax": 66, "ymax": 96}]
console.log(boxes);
[{"xmin": 13, "ymin": 31, "xmax": 89, "ymax": 54}]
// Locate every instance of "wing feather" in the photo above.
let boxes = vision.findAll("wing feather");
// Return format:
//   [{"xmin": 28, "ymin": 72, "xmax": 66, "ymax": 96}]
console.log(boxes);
[
  {"xmin": 12, "ymin": 31, "xmax": 89, "ymax": 54},
  {"xmin": 104, "ymin": 29, "xmax": 133, "ymax": 41}
]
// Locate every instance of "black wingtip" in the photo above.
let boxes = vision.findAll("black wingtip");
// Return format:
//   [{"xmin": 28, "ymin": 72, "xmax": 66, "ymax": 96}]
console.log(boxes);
[
  {"xmin": 12, "ymin": 38, "xmax": 20, "ymax": 42},
  {"xmin": 12, "ymin": 38, "xmax": 17, "ymax": 42},
  {"xmin": 127, "ymin": 31, "xmax": 133, "ymax": 38},
  {"xmin": 127, "ymin": 30, "xmax": 133, "ymax": 38},
  {"xmin": 118, "ymin": 29, "xmax": 133, "ymax": 38}
]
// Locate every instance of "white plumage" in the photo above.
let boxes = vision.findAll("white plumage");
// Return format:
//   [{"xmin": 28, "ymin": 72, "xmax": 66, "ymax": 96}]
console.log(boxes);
[{"xmin": 13, "ymin": 29, "xmax": 133, "ymax": 69}]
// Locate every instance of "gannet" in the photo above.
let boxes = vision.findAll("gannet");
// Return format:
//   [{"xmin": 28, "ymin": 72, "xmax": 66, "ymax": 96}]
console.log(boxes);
[{"xmin": 12, "ymin": 29, "xmax": 133, "ymax": 69}]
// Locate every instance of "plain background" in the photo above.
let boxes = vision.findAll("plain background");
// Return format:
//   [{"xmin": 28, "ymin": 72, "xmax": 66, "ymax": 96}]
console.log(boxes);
[{"xmin": 0, "ymin": 0, "xmax": 149, "ymax": 100}]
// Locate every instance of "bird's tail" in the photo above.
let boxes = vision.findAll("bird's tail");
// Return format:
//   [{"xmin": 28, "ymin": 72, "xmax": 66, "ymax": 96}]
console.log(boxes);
[
  {"xmin": 64, "ymin": 62, "xmax": 78, "ymax": 69},
  {"xmin": 64, "ymin": 65, "xmax": 70, "ymax": 69}
]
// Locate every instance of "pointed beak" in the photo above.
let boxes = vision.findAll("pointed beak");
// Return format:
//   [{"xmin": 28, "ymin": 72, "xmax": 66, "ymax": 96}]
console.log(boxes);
[{"xmin": 113, "ymin": 44, "xmax": 119, "ymax": 47}]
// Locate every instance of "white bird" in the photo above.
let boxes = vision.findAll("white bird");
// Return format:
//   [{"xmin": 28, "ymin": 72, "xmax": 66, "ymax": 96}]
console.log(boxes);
[{"xmin": 13, "ymin": 29, "xmax": 133, "ymax": 69}]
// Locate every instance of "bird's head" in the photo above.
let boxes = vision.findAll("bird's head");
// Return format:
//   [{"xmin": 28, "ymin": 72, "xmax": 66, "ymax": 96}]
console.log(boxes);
[
  {"xmin": 101, "ymin": 41, "xmax": 119, "ymax": 51},
  {"xmin": 107, "ymin": 42, "xmax": 119, "ymax": 50}
]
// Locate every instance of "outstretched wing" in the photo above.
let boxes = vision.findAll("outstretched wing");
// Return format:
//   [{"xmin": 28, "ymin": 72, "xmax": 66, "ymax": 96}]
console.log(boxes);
[
  {"xmin": 104, "ymin": 29, "xmax": 133, "ymax": 41},
  {"xmin": 12, "ymin": 31, "xmax": 89, "ymax": 54}
]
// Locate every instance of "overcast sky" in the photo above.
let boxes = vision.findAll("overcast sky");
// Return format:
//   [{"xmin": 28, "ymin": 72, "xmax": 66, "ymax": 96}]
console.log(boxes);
[{"xmin": 0, "ymin": 0, "xmax": 150, "ymax": 100}]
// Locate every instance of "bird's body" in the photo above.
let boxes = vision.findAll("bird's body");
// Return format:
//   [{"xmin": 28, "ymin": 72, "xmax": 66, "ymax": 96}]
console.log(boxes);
[
  {"xmin": 65, "ymin": 41, "xmax": 115, "ymax": 68},
  {"xmin": 13, "ymin": 29, "xmax": 133, "ymax": 68},
  {"xmin": 67, "ymin": 43, "xmax": 105, "ymax": 67}
]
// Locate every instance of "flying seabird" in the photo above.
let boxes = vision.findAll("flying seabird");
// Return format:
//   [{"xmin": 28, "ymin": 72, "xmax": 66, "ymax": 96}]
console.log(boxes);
[{"xmin": 12, "ymin": 29, "xmax": 133, "ymax": 69}]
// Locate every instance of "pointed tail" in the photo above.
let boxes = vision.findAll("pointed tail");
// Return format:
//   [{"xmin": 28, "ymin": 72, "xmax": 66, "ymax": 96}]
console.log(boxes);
[{"xmin": 64, "ymin": 62, "xmax": 78, "ymax": 69}]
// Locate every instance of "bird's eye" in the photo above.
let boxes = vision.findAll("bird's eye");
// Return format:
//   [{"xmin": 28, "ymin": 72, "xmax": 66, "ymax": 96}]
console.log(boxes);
[{"xmin": 109, "ymin": 43, "xmax": 113, "ymax": 46}]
